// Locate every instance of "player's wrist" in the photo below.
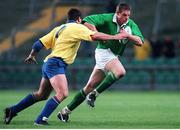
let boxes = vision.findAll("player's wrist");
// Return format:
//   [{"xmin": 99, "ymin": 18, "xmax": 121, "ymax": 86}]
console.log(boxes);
[
  {"xmin": 114, "ymin": 34, "xmax": 120, "ymax": 40},
  {"xmin": 29, "ymin": 54, "xmax": 35, "ymax": 57},
  {"xmin": 28, "ymin": 54, "xmax": 35, "ymax": 59}
]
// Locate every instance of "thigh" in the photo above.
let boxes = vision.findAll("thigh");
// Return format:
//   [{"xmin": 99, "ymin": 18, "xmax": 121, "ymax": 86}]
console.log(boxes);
[
  {"xmin": 95, "ymin": 48, "xmax": 117, "ymax": 71},
  {"xmin": 49, "ymin": 74, "xmax": 68, "ymax": 101},
  {"xmin": 83, "ymin": 67, "xmax": 105, "ymax": 94},
  {"xmin": 105, "ymin": 58, "xmax": 126, "ymax": 76},
  {"xmin": 88, "ymin": 67, "xmax": 105, "ymax": 84}
]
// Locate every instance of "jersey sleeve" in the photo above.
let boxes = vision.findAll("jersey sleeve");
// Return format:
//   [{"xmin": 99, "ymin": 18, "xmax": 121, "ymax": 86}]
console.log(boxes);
[
  {"xmin": 131, "ymin": 22, "xmax": 144, "ymax": 43},
  {"xmin": 39, "ymin": 28, "xmax": 56, "ymax": 49},
  {"xmin": 76, "ymin": 25, "xmax": 96, "ymax": 41},
  {"xmin": 83, "ymin": 14, "xmax": 106, "ymax": 27}
]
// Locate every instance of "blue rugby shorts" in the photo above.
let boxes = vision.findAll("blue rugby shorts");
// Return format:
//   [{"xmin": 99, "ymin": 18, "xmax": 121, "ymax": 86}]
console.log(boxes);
[{"xmin": 42, "ymin": 57, "xmax": 68, "ymax": 79}]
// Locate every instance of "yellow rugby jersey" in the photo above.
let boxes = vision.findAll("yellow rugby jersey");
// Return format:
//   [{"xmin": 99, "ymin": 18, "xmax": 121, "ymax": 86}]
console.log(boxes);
[{"xmin": 39, "ymin": 23, "xmax": 96, "ymax": 64}]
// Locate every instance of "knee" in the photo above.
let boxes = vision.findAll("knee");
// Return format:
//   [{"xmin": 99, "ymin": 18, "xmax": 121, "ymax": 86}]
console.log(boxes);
[
  {"xmin": 33, "ymin": 91, "xmax": 49, "ymax": 101},
  {"xmin": 115, "ymin": 69, "xmax": 126, "ymax": 79},
  {"xmin": 56, "ymin": 91, "xmax": 69, "ymax": 101},
  {"xmin": 62, "ymin": 91, "xmax": 68, "ymax": 99}
]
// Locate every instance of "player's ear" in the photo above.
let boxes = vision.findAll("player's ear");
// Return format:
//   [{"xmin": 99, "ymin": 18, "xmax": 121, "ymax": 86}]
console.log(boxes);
[
  {"xmin": 116, "ymin": 10, "xmax": 121, "ymax": 16},
  {"xmin": 77, "ymin": 17, "xmax": 82, "ymax": 24}
]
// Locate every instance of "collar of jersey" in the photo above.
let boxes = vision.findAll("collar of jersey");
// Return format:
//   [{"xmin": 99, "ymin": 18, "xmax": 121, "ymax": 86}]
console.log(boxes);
[
  {"xmin": 113, "ymin": 13, "xmax": 129, "ymax": 28},
  {"xmin": 67, "ymin": 20, "xmax": 76, "ymax": 23}
]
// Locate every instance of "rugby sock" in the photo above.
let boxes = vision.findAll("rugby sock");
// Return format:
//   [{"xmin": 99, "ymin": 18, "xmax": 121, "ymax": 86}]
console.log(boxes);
[
  {"xmin": 67, "ymin": 89, "xmax": 86, "ymax": 111},
  {"xmin": 96, "ymin": 72, "xmax": 118, "ymax": 94},
  {"xmin": 10, "ymin": 94, "xmax": 37, "ymax": 115},
  {"xmin": 35, "ymin": 96, "xmax": 60, "ymax": 123}
]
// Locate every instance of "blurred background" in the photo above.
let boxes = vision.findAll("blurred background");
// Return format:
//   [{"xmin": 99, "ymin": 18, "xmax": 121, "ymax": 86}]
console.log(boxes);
[{"xmin": 0, "ymin": 0, "xmax": 179, "ymax": 91}]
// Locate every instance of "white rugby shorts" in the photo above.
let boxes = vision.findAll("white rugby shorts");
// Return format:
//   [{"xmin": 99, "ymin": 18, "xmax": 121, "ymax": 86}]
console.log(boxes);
[{"xmin": 95, "ymin": 48, "xmax": 118, "ymax": 71}]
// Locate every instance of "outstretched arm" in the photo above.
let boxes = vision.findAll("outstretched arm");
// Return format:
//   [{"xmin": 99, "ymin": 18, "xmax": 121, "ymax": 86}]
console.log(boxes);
[
  {"xmin": 84, "ymin": 22, "xmax": 129, "ymax": 41},
  {"xmin": 91, "ymin": 31, "xmax": 128, "ymax": 41},
  {"xmin": 84, "ymin": 22, "xmax": 143, "ymax": 45},
  {"xmin": 24, "ymin": 40, "xmax": 44, "ymax": 64}
]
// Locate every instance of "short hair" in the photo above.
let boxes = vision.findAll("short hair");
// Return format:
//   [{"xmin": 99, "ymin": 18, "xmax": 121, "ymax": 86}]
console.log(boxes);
[
  {"xmin": 116, "ymin": 3, "xmax": 131, "ymax": 12},
  {"xmin": 68, "ymin": 8, "xmax": 81, "ymax": 21}
]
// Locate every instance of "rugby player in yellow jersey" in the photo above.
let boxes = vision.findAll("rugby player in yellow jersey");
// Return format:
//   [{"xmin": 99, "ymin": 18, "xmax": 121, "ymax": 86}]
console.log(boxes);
[
  {"xmin": 4, "ymin": 8, "xmax": 129, "ymax": 125},
  {"xmin": 58, "ymin": 3, "xmax": 144, "ymax": 123}
]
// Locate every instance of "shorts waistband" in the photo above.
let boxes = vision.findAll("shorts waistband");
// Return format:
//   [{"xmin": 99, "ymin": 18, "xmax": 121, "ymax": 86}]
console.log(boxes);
[{"xmin": 49, "ymin": 57, "xmax": 68, "ymax": 66}]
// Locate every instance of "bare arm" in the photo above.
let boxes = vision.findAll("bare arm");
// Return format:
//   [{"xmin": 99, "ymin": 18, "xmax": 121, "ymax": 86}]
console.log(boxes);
[
  {"xmin": 84, "ymin": 22, "xmax": 128, "ymax": 41},
  {"xmin": 119, "ymin": 29, "xmax": 143, "ymax": 46},
  {"xmin": 84, "ymin": 22, "xmax": 143, "ymax": 45},
  {"xmin": 24, "ymin": 41, "xmax": 44, "ymax": 64},
  {"xmin": 24, "ymin": 49, "xmax": 38, "ymax": 64},
  {"xmin": 91, "ymin": 32, "xmax": 128, "ymax": 41},
  {"xmin": 128, "ymin": 35, "xmax": 143, "ymax": 46}
]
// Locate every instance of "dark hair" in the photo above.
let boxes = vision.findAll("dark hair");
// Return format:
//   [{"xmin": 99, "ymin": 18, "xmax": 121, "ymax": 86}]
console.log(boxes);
[
  {"xmin": 117, "ymin": 3, "xmax": 131, "ymax": 12},
  {"xmin": 68, "ymin": 8, "xmax": 81, "ymax": 21}
]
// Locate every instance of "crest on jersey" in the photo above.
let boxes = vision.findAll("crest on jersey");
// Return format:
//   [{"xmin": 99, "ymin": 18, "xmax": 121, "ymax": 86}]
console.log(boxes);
[
  {"xmin": 124, "ymin": 26, "xmax": 132, "ymax": 35},
  {"xmin": 120, "ymin": 26, "xmax": 132, "ymax": 44}
]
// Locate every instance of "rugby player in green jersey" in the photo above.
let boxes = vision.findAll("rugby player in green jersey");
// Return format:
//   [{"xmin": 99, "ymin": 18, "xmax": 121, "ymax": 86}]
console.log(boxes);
[{"xmin": 58, "ymin": 3, "xmax": 144, "ymax": 122}]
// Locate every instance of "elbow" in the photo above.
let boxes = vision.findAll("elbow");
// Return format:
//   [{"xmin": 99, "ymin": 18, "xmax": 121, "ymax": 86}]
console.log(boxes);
[
  {"xmin": 91, "ymin": 35, "xmax": 97, "ymax": 41},
  {"xmin": 135, "ymin": 41, "xmax": 143, "ymax": 46},
  {"xmin": 91, "ymin": 32, "xmax": 108, "ymax": 41},
  {"xmin": 137, "ymin": 39, "xmax": 144, "ymax": 46},
  {"xmin": 138, "ymin": 41, "xmax": 143, "ymax": 46},
  {"xmin": 91, "ymin": 33, "xmax": 101, "ymax": 41}
]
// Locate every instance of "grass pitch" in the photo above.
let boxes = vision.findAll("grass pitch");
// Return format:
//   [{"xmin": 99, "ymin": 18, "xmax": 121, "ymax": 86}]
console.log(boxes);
[{"xmin": 0, "ymin": 90, "xmax": 179, "ymax": 129}]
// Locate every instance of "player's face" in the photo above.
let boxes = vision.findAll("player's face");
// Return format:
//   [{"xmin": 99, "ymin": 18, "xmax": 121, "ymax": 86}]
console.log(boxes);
[{"xmin": 116, "ymin": 10, "xmax": 130, "ymax": 25}]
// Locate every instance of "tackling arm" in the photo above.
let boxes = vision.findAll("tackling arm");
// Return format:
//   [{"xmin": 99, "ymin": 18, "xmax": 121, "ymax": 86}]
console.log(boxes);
[
  {"xmin": 91, "ymin": 32, "xmax": 128, "ymax": 41},
  {"xmin": 84, "ymin": 22, "xmax": 129, "ymax": 41}
]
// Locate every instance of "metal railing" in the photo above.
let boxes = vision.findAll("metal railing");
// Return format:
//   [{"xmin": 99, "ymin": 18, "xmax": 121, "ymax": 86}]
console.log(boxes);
[
  {"xmin": 68, "ymin": 65, "xmax": 180, "ymax": 90},
  {"xmin": 0, "ymin": 62, "xmax": 179, "ymax": 90}
]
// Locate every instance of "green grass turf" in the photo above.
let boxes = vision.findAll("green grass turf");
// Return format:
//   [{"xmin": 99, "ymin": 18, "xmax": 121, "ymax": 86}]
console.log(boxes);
[{"xmin": 0, "ymin": 90, "xmax": 180, "ymax": 129}]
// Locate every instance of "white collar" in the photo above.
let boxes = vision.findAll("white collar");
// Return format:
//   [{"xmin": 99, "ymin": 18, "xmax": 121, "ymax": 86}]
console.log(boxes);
[
  {"xmin": 113, "ymin": 14, "xmax": 117, "ymax": 23},
  {"xmin": 113, "ymin": 13, "xmax": 129, "ymax": 28}
]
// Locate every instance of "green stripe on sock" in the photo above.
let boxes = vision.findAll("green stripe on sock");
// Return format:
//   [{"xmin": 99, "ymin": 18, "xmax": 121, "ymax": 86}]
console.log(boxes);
[
  {"xmin": 96, "ymin": 72, "xmax": 118, "ymax": 94},
  {"xmin": 80, "ymin": 89, "xmax": 86, "ymax": 98},
  {"xmin": 67, "ymin": 89, "xmax": 86, "ymax": 111}
]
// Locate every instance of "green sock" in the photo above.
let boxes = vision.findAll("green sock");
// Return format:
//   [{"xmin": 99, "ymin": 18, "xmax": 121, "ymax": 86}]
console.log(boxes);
[
  {"xmin": 67, "ymin": 89, "xmax": 86, "ymax": 111},
  {"xmin": 96, "ymin": 72, "xmax": 118, "ymax": 94}
]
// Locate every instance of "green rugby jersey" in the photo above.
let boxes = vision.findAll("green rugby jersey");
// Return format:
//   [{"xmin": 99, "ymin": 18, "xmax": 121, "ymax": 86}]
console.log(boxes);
[{"xmin": 83, "ymin": 13, "xmax": 144, "ymax": 56}]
